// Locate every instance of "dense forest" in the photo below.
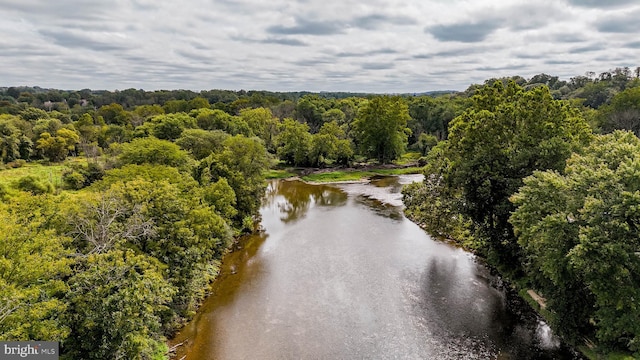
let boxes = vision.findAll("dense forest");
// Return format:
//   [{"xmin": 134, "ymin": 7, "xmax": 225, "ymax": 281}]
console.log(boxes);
[{"xmin": 1, "ymin": 67, "xmax": 639, "ymax": 358}]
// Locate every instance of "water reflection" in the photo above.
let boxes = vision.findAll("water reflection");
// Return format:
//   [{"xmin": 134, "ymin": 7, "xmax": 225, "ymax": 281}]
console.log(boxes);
[
  {"xmin": 171, "ymin": 176, "xmax": 581, "ymax": 360},
  {"xmin": 265, "ymin": 180, "xmax": 347, "ymax": 223}
]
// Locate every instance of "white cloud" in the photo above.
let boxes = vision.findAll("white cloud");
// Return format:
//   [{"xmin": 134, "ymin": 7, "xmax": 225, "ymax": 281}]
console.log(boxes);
[{"xmin": 0, "ymin": 0, "xmax": 638, "ymax": 92}]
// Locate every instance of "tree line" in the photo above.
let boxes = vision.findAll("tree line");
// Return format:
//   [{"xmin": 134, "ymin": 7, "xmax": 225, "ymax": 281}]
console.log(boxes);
[{"xmin": 403, "ymin": 76, "xmax": 640, "ymax": 356}]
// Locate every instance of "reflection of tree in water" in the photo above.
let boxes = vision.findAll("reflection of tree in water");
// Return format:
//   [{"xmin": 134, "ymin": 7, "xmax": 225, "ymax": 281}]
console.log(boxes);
[
  {"xmin": 267, "ymin": 180, "xmax": 347, "ymax": 223},
  {"xmin": 369, "ymin": 175, "xmax": 404, "ymax": 193},
  {"xmin": 415, "ymin": 257, "xmax": 573, "ymax": 360},
  {"xmin": 354, "ymin": 195, "xmax": 404, "ymax": 221}
]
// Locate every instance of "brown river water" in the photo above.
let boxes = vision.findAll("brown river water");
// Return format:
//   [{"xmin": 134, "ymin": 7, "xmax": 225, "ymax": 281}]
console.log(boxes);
[{"xmin": 171, "ymin": 175, "xmax": 582, "ymax": 360}]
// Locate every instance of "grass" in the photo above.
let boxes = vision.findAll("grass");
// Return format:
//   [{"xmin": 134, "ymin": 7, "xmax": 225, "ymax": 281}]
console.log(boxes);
[
  {"xmin": 0, "ymin": 158, "xmax": 86, "ymax": 188},
  {"xmin": 265, "ymin": 169, "xmax": 296, "ymax": 179},
  {"xmin": 578, "ymin": 346, "xmax": 635, "ymax": 360},
  {"xmin": 301, "ymin": 166, "xmax": 424, "ymax": 183}
]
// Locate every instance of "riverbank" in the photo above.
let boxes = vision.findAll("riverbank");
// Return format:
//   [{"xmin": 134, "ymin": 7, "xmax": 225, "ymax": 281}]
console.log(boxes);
[
  {"xmin": 404, "ymin": 213, "xmax": 632, "ymax": 360},
  {"xmin": 267, "ymin": 163, "xmax": 424, "ymax": 184}
]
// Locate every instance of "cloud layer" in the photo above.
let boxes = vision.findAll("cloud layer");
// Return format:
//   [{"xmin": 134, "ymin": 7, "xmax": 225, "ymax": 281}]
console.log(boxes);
[{"xmin": 1, "ymin": 0, "xmax": 639, "ymax": 92}]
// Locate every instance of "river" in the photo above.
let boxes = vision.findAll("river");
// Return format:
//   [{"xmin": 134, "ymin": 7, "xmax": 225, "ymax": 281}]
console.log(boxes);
[{"xmin": 171, "ymin": 175, "xmax": 581, "ymax": 359}]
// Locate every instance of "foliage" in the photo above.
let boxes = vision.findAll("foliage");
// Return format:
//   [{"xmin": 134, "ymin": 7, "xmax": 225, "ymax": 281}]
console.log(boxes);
[
  {"xmin": 511, "ymin": 131, "xmax": 640, "ymax": 352},
  {"xmin": 150, "ymin": 113, "xmax": 196, "ymax": 141},
  {"xmin": 0, "ymin": 197, "xmax": 71, "ymax": 341},
  {"xmin": 176, "ymin": 129, "xmax": 229, "ymax": 160},
  {"xmin": 353, "ymin": 96, "xmax": 411, "ymax": 163},
  {"xmin": 14, "ymin": 175, "xmax": 54, "ymax": 194},
  {"xmin": 195, "ymin": 135, "xmax": 270, "ymax": 227},
  {"xmin": 276, "ymin": 118, "xmax": 312, "ymax": 166},
  {"xmin": 426, "ymin": 81, "xmax": 592, "ymax": 264},
  {"xmin": 63, "ymin": 250, "xmax": 174, "ymax": 359},
  {"xmin": 117, "ymin": 137, "xmax": 192, "ymax": 170},
  {"xmin": 309, "ymin": 121, "xmax": 353, "ymax": 166}
]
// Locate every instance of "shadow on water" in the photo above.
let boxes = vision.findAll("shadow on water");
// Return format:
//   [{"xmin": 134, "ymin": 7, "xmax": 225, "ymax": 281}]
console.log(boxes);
[
  {"xmin": 414, "ymin": 255, "xmax": 579, "ymax": 360},
  {"xmin": 170, "ymin": 230, "xmax": 268, "ymax": 359},
  {"xmin": 266, "ymin": 180, "xmax": 347, "ymax": 223}
]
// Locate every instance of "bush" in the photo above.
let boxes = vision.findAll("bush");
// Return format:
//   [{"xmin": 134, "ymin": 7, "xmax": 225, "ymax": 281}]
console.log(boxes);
[
  {"xmin": 15, "ymin": 175, "xmax": 53, "ymax": 194},
  {"xmin": 62, "ymin": 170, "xmax": 86, "ymax": 190}
]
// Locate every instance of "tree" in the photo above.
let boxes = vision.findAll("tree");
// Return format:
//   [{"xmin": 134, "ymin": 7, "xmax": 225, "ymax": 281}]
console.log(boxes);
[
  {"xmin": 353, "ymin": 96, "xmax": 410, "ymax": 163},
  {"xmin": 196, "ymin": 135, "xmax": 270, "ymax": 227},
  {"xmin": 176, "ymin": 129, "xmax": 229, "ymax": 160},
  {"xmin": 309, "ymin": 121, "xmax": 353, "ymax": 166},
  {"xmin": 150, "ymin": 113, "xmax": 196, "ymax": 140},
  {"xmin": 511, "ymin": 131, "xmax": 640, "ymax": 352},
  {"xmin": 275, "ymin": 118, "xmax": 311, "ymax": 166},
  {"xmin": 117, "ymin": 137, "xmax": 192, "ymax": 170},
  {"xmin": 36, "ymin": 132, "xmax": 68, "ymax": 162},
  {"xmin": 0, "ymin": 116, "xmax": 22, "ymax": 162},
  {"xmin": 97, "ymin": 103, "xmax": 130, "ymax": 125},
  {"xmin": 418, "ymin": 81, "xmax": 592, "ymax": 264},
  {"xmin": 239, "ymin": 107, "xmax": 279, "ymax": 151},
  {"xmin": 64, "ymin": 250, "xmax": 175, "ymax": 359},
  {"xmin": 598, "ymin": 86, "xmax": 640, "ymax": 136},
  {"xmin": 0, "ymin": 197, "xmax": 71, "ymax": 341}
]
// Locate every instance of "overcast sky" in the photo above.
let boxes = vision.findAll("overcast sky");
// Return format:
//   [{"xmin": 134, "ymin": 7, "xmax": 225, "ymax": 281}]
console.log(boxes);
[{"xmin": 1, "ymin": 0, "xmax": 639, "ymax": 93}]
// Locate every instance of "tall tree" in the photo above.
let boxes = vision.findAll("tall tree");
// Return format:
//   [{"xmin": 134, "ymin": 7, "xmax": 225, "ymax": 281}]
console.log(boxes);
[
  {"xmin": 413, "ymin": 81, "xmax": 592, "ymax": 265},
  {"xmin": 353, "ymin": 96, "xmax": 410, "ymax": 163},
  {"xmin": 511, "ymin": 131, "xmax": 640, "ymax": 351}
]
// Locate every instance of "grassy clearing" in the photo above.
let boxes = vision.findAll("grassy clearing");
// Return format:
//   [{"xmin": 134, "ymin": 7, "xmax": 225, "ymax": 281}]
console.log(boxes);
[
  {"xmin": 265, "ymin": 169, "xmax": 296, "ymax": 179},
  {"xmin": 0, "ymin": 158, "xmax": 87, "ymax": 188},
  {"xmin": 301, "ymin": 166, "xmax": 423, "ymax": 183}
]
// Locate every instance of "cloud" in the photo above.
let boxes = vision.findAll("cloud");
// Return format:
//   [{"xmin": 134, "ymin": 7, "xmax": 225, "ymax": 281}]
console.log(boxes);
[
  {"xmin": 261, "ymin": 37, "xmax": 308, "ymax": 46},
  {"xmin": 426, "ymin": 21, "xmax": 500, "ymax": 43},
  {"xmin": 625, "ymin": 41, "xmax": 640, "ymax": 49},
  {"xmin": 38, "ymin": 29, "xmax": 131, "ymax": 51},
  {"xmin": 231, "ymin": 34, "xmax": 309, "ymax": 47},
  {"xmin": 545, "ymin": 59, "xmax": 579, "ymax": 65},
  {"xmin": 352, "ymin": 14, "xmax": 416, "ymax": 29},
  {"xmin": 596, "ymin": 12, "xmax": 640, "ymax": 33},
  {"xmin": 476, "ymin": 64, "xmax": 528, "ymax": 72},
  {"xmin": 569, "ymin": 43, "xmax": 605, "ymax": 53},
  {"xmin": 267, "ymin": 18, "xmax": 345, "ymax": 35},
  {"xmin": 553, "ymin": 34, "xmax": 586, "ymax": 43},
  {"xmin": 335, "ymin": 48, "xmax": 398, "ymax": 57},
  {"xmin": 361, "ymin": 62, "xmax": 395, "ymax": 70},
  {"xmin": 566, "ymin": 0, "xmax": 638, "ymax": 8}
]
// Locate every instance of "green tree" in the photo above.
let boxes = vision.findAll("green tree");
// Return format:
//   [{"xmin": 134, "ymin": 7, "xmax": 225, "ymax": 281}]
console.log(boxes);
[
  {"xmin": 309, "ymin": 121, "xmax": 353, "ymax": 166},
  {"xmin": 0, "ymin": 116, "xmax": 22, "ymax": 162},
  {"xmin": 36, "ymin": 132, "xmax": 68, "ymax": 162},
  {"xmin": 117, "ymin": 137, "xmax": 192, "ymax": 170},
  {"xmin": 276, "ymin": 118, "xmax": 311, "ymax": 166},
  {"xmin": 598, "ymin": 86, "xmax": 640, "ymax": 136},
  {"xmin": 0, "ymin": 198, "xmax": 71, "ymax": 341},
  {"xmin": 239, "ymin": 107, "xmax": 279, "ymax": 151},
  {"xmin": 97, "ymin": 103, "xmax": 130, "ymax": 126},
  {"xmin": 196, "ymin": 135, "xmax": 270, "ymax": 227},
  {"xmin": 64, "ymin": 250, "xmax": 175, "ymax": 360},
  {"xmin": 511, "ymin": 131, "xmax": 640, "ymax": 352},
  {"xmin": 417, "ymin": 81, "xmax": 592, "ymax": 265},
  {"xmin": 193, "ymin": 108, "xmax": 233, "ymax": 131},
  {"xmin": 353, "ymin": 96, "xmax": 411, "ymax": 163},
  {"xmin": 176, "ymin": 129, "xmax": 229, "ymax": 160},
  {"xmin": 151, "ymin": 113, "xmax": 196, "ymax": 140}
]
